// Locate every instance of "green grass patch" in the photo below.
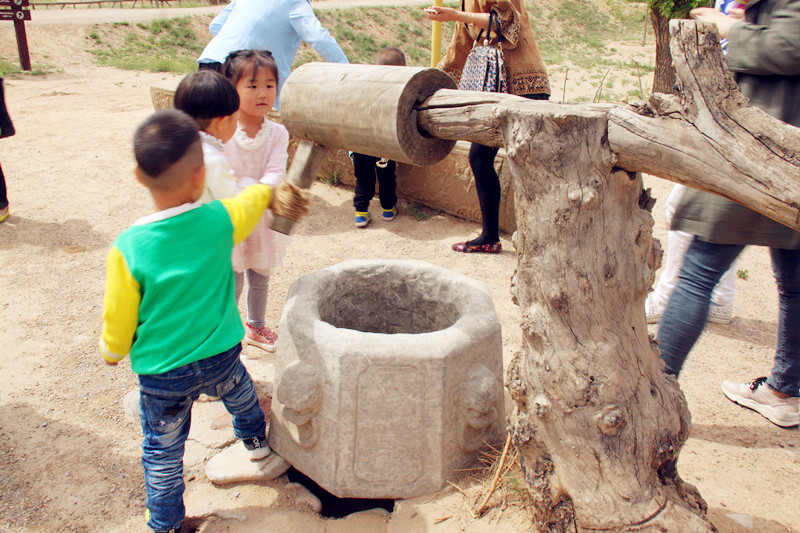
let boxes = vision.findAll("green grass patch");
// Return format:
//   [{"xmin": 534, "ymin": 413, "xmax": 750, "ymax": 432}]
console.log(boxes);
[
  {"xmin": 0, "ymin": 58, "xmax": 58, "ymax": 77},
  {"xmin": 295, "ymin": 5, "xmax": 456, "ymax": 68},
  {"xmin": 87, "ymin": 16, "xmax": 210, "ymax": 74},
  {"xmin": 407, "ymin": 204, "xmax": 430, "ymax": 221},
  {"xmin": 0, "ymin": 60, "xmax": 23, "ymax": 77}
]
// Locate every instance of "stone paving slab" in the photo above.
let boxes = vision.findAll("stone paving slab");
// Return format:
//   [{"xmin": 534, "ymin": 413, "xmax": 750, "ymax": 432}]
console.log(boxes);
[{"xmin": 206, "ymin": 443, "xmax": 290, "ymax": 485}]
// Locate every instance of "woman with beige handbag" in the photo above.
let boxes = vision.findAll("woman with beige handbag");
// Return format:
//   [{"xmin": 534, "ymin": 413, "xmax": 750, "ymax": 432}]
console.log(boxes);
[{"xmin": 425, "ymin": 0, "xmax": 550, "ymax": 253}]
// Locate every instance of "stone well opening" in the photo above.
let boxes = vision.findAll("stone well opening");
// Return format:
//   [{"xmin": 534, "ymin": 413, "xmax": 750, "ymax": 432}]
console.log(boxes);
[{"xmin": 316, "ymin": 271, "xmax": 461, "ymax": 334}]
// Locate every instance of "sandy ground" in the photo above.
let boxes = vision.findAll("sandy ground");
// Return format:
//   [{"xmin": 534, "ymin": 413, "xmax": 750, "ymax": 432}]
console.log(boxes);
[{"xmin": 1, "ymin": 9, "xmax": 799, "ymax": 533}]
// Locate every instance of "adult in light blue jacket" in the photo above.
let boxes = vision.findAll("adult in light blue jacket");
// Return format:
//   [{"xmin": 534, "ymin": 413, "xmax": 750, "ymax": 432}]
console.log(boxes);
[{"xmin": 198, "ymin": 0, "xmax": 349, "ymax": 109}]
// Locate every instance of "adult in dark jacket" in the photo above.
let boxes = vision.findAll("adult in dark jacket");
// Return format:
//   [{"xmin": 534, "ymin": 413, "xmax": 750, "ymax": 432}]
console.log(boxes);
[{"xmin": 657, "ymin": 0, "xmax": 800, "ymax": 427}]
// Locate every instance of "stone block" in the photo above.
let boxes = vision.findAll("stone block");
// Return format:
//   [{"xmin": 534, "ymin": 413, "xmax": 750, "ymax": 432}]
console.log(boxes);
[
  {"xmin": 269, "ymin": 260, "xmax": 504, "ymax": 499},
  {"xmin": 122, "ymin": 387, "xmax": 140, "ymax": 421},
  {"xmin": 205, "ymin": 443, "xmax": 291, "ymax": 485}
]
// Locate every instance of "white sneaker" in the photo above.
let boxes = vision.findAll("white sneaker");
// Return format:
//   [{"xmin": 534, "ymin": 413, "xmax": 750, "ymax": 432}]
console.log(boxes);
[
  {"xmin": 242, "ymin": 436, "xmax": 272, "ymax": 461},
  {"xmin": 721, "ymin": 377, "xmax": 799, "ymax": 428},
  {"xmin": 646, "ymin": 294, "xmax": 732, "ymax": 325},
  {"xmin": 645, "ymin": 294, "xmax": 664, "ymax": 324},
  {"xmin": 707, "ymin": 302, "xmax": 733, "ymax": 324}
]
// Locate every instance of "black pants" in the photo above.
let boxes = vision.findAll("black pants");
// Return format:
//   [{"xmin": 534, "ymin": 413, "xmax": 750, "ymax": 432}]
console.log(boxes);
[
  {"xmin": 0, "ymin": 165, "xmax": 7, "ymax": 210},
  {"xmin": 467, "ymin": 92, "xmax": 549, "ymax": 245},
  {"xmin": 352, "ymin": 153, "xmax": 397, "ymax": 212},
  {"xmin": 0, "ymin": 77, "xmax": 14, "ymax": 210}
]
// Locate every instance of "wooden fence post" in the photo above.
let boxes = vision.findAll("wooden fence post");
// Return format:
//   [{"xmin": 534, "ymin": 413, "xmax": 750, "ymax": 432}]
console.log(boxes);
[{"xmin": 0, "ymin": 0, "xmax": 32, "ymax": 71}]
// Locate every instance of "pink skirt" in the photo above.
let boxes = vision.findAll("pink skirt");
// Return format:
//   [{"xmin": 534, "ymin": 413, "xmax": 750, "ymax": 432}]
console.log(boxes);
[{"xmin": 232, "ymin": 208, "xmax": 291, "ymax": 275}]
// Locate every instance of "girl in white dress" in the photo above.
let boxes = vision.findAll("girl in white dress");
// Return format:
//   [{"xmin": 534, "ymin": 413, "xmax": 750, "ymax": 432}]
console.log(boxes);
[{"xmin": 223, "ymin": 50, "xmax": 291, "ymax": 352}]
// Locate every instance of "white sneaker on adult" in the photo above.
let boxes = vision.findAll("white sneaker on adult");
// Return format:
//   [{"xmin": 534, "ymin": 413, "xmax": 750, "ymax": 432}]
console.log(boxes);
[
  {"xmin": 707, "ymin": 302, "xmax": 733, "ymax": 324},
  {"xmin": 644, "ymin": 294, "xmax": 665, "ymax": 324},
  {"xmin": 721, "ymin": 377, "xmax": 800, "ymax": 428}
]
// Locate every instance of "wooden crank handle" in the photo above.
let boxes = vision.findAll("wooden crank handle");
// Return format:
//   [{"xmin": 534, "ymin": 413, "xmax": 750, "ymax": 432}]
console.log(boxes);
[{"xmin": 271, "ymin": 140, "xmax": 329, "ymax": 235}]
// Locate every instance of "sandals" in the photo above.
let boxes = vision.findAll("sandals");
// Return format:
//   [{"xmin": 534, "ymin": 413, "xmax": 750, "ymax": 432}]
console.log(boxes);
[{"xmin": 451, "ymin": 241, "xmax": 502, "ymax": 254}]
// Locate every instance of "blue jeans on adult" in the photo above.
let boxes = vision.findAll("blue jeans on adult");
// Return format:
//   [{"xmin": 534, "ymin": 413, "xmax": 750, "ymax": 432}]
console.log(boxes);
[
  {"xmin": 138, "ymin": 343, "xmax": 266, "ymax": 532},
  {"xmin": 658, "ymin": 238, "xmax": 800, "ymax": 396}
]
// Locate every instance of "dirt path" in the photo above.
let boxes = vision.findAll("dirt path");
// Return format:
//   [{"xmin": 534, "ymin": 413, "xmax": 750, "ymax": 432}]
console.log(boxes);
[
  {"xmin": 0, "ymin": 12, "xmax": 798, "ymax": 533},
  {"xmin": 26, "ymin": 0, "xmax": 432, "ymax": 25}
]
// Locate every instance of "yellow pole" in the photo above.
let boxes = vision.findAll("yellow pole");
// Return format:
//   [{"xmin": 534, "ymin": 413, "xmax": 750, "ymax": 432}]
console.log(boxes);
[{"xmin": 430, "ymin": 0, "xmax": 443, "ymax": 67}]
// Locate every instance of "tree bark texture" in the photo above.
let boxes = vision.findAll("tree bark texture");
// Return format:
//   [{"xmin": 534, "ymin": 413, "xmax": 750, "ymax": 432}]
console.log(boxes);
[
  {"xmin": 500, "ymin": 99, "xmax": 708, "ymax": 532},
  {"xmin": 650, "ymin": 7, "xmax": 677, "ymax": 95},
  {"xmin": 419, "ymin": 98, "xmax": 713, "ymax": 529},
  {"xmin": 609, "ymin": 21, "xmax": 800, "ymax": 232}
]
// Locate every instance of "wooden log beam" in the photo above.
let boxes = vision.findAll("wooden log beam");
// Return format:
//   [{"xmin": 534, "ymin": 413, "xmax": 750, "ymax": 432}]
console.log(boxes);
[
  {"xmin": 608, "ymin": 20, "xmax": 800, "ymax": 231},
  {"xmin": 281, "ymin": 63, "xmax": 456, "ymax": 166},
  {"xmin": 416, "ymin": 20, "xmax": 800, "ymax": 232}
]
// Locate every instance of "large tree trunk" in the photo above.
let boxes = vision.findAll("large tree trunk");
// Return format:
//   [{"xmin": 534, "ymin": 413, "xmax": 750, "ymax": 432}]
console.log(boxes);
[
  {"xmin": 502, "ymin": 105, "xmax": 708, "ymax": 531},
  {"xmin": 414, "ymin": 21, "xmax": 800, "ymax": 531},
  {"xmin": 650, "ymin": 7, "xmax": 677, "ymax": 94}
]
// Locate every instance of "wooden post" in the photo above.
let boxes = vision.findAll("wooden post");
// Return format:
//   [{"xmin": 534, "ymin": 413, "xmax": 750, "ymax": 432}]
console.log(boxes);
[
  {"xmin": 1, "ymin": 0, "xmax": 32, "ymax": 71},
  {"xmin": 430, "ymin": 0, "xmax": 443, "ymax": 68}
]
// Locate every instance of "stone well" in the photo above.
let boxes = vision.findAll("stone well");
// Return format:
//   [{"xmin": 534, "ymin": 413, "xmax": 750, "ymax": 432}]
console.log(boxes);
[{"xmin": 269, "ymin": 259, "xmax": 504, "ymax": 499}]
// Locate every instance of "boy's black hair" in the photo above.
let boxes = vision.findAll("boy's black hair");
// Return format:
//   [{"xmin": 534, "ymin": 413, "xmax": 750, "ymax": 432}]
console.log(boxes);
[
  {"xmin": 134, "ymin": 109, "xmax": 200, "ymax": 180},
  {"xmin": 223, "ymin": 49, "xmax": 280, "ymax": 87},
  {"xmin": 173, "ymin": 70, "xmax": 239, "ymax": 130},
  {"xmin": 377, "ymin": 46, "xmax": 406, "ymax": 66}
]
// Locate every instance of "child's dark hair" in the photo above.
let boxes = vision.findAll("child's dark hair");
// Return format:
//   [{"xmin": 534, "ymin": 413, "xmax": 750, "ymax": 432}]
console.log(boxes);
[
  {"xmin": 134, "ymin": 109, "xmax": 203, "ymax": 186},
  {"xmin": 223, "ymin": 49, "xmax": 280, "ymax": 87},
  {"xmin": 173, "ymin": 70, "xmax": 239, "ymax": 130},
  {"xmin": 377, "ymin": 46, "xmax": 406, "ymax": 66}
]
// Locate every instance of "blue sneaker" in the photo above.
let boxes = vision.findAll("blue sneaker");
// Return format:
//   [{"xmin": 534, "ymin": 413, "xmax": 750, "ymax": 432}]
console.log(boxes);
[
  {"xmin": 354, "ymin": 211, "xmax": 371, "ymax": 227},
  {"xmin": 381, "ymin": 205, "xmax": 397, "ymax": 222}
]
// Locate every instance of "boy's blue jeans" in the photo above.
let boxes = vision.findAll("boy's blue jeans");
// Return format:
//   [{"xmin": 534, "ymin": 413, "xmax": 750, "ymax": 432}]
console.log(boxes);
[
  {"xmin": 658, "ymin": 238, "xmax": 800, "ymax": 396},
  {"xmin": 138, "ymin": 343, "xmax": 266, "ymax": 532}
]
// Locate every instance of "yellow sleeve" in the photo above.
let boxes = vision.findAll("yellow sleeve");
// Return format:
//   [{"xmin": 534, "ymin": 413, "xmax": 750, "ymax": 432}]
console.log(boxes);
[
  {"xmin": 220, "ymin": 183, "xmax": 272, "ymax": 245},
  {"xmin": 100, "ymin": 246, "xmax": 140, "ymax": 364}
]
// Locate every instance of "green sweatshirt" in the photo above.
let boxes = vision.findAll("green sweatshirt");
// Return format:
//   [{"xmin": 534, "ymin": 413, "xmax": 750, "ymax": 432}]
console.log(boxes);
[{"xmin": 100, "ymin": 184, "xmax": 272, "ymax": 375}]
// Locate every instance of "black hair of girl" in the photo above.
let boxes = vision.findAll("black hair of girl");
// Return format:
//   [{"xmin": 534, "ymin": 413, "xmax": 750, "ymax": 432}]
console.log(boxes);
[
  {"xmin": 173, "ymin": 70, "xmax": 239, "ymax": 130},
  {"xmin": 223, "ymin": 49, "xmax": 280, "ymax": 87}
]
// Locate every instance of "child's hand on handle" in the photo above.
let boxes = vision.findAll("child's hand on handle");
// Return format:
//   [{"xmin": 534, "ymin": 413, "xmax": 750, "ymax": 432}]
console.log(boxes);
[{"xmin": 271, "ymin": 181, "xmax": 310, "ymax": 222}]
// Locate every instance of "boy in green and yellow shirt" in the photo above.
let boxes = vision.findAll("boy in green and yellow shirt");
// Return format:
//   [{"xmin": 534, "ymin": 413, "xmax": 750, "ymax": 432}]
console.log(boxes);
[{"xmin": 100, "ymin": 109, "xmax": 307, "ymax": 533}]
